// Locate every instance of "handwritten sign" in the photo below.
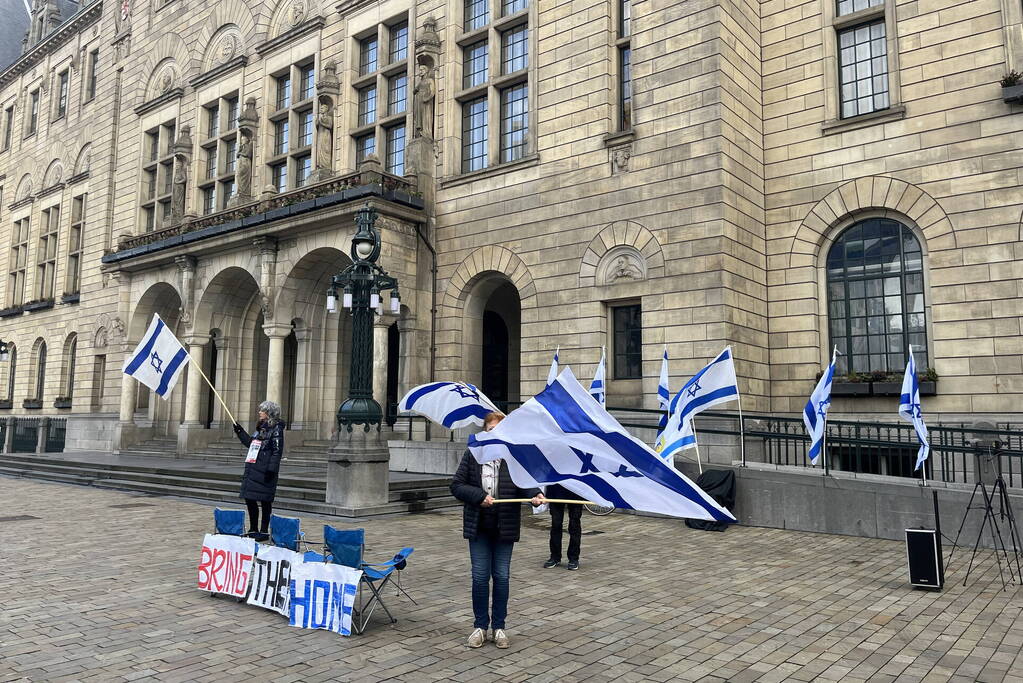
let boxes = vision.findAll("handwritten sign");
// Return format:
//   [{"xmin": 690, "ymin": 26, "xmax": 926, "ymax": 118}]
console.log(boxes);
[
  {"xmin": 197, "ymin": 534, "xmax": 255, "ymax": 598},
  {"xmin": 289, "ymin": 562, "xmax": 361, "ymax": 636},
  {"xmin": 247, "ymin": 545, "xmax": 302, "ymax": 616}
]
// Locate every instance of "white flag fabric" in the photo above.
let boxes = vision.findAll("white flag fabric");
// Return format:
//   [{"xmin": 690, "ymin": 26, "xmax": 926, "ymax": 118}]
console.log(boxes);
[
  {"xmin": 467, "ymin": 367, "xmax": 735, "ymax": 522},
  {"xmin": 656, "ymin": 347, "xmax": 739, "ymax": 458},
  {"xmin": 655, "ymin": 346, "xmax": 670, "ymax": 448},
  {"xmin": 398, "ymin": 381, "xmax": 498, "ymax": 429},
  {"xmin": 803, "ymin": 347, "xmax": 838, "ymax": 466},
  {"xmin": 899, "ymin": 348, "xmax": 930, "ymax": 471},
  {"xmin": 122, "ymin": 313, "xmax": 189, "ymax": 398},
  {"xmin": 589, "ymin": 347, "xmax": 606, "ymax": 406},
  {"xmin": 546, "ymin": 346, "xmax": 560, "ymax": 387}
]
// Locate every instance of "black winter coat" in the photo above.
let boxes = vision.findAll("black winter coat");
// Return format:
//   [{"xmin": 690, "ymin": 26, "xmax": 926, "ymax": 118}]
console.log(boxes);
[
  {"xmin": 236, "ymin": 420, "xmax": 285, "ymax": 502},
  {"xmin": 450, "ymin": 450, "xmax": 540, "ymax": 542},
  {"xmin": 545, "ymin": 483, "xmax": 584, "ymax": 501}
]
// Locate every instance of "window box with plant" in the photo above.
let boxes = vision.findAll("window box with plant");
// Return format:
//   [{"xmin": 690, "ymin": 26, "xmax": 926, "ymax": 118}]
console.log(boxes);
[
  {"xmin": 831, "ymin": 372, "xmax": 872, "ymax": 396},
  {"xmin": 827, "ymin": 368, "xmax": 937, "ymax": 396},
  {"xmin": 0, "ymin": 398, "xmax": 12, "ymax": 410},
  {"xmin": 22, "ymin": 398, "xmax": 42, "ymax": 409},
  {"xmin": 53, "ymin": 396, "xmax": 72, "ymax": 409},
  {"xmin": 1002, "ymin": 71, "xmax": 1023, "ymax": 104},
  {"xmin": 23, "ymin": 298, "xmax": 55, "ymax": 312},
  {"xmin": 61, "ymin": 292, "xmax": 80, "ymax": 305},
  {"xmin": 0, "ymin": 305, "xmax": 23, "ymax": 318}
]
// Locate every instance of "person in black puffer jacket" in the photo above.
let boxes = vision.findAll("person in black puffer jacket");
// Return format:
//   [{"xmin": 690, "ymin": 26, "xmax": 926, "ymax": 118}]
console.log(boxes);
[
  {"xmin": 233, "ymin": 400, "xmax": 286, "ymax": 541},
  {"xmin": 451, "ymin": 411, "xmax": 544, "ymax": 650}
]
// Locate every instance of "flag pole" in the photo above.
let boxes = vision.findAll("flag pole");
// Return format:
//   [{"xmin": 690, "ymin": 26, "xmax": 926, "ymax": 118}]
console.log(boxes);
[
  {"xmin": 737, "ymin": 394, "xmax": 746, "ymax": 468},
  {"xmin": 692, "ymin": 416, "xmax": 703, "ymax": 474},
  {"xmin": 492, "ymin": 499, "xmax": 593, "ymax": 504},
  {"xmin": 822, "ymin": 415, "xmax": 829, "ymax": 477},
  {"xmin": 185, "ymin": 354, "xmax": 237, "ymax": 425}
]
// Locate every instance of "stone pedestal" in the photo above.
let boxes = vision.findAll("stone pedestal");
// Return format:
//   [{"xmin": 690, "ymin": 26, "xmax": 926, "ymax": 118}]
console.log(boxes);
[{"xmin": 326, "ymin": 428, "xmax": 390, "ymax": 508}]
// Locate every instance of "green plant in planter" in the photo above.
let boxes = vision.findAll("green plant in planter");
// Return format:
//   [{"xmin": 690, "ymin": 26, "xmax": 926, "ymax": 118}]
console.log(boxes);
[
  {"xmin": 1002, "ymin": 70, "xmax": 1023, "ymax": 87},
  {"xmin": 921, "ymin": 367, "xmax": 939, "ymax": 382},
  {"xmin": 843, "ymin": 372, "xmax": 871, "ymax": 383}
]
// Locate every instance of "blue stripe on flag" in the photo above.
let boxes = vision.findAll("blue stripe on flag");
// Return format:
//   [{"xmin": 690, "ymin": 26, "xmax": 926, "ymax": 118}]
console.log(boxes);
[
  {"xmin": 124, "ymin": 318, "xmax": 166, "ymax": 375},
  {"xmin": 402, "ymin": 382, "xmax": 451, "ymax": 409},
  {"xmin": 441, "ymin": 404, "xmax": 492, "ymax": 428},
  {"xmin": 677, "ymin": 386, "xmax": 738, "ymax": 419},
  {"xmin": 538, "ymin": 382, "xmax": 731, "ymax": 522},
  {"xmin": 155, "ymin": 347, "xmax": 188, "ymax": 396}
]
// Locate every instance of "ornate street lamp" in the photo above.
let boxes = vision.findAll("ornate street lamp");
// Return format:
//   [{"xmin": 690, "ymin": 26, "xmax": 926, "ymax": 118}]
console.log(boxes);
[
  {"xmin": 0, "ymin": 340, "xmax": 9, "ymax": 362},
  {"xmin": 327, "ymin": 204, "xmax": 400, "ymax": 433}
]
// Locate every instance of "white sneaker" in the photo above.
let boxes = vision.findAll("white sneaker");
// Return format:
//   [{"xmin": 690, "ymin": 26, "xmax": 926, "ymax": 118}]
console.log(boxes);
[
  {"xmin": 493, "ymin": 629, "xmax": 509, "ymax": 648},
  {"xmin": 467, "ymin": 627, "xmax": 485, "ymax": 648}
]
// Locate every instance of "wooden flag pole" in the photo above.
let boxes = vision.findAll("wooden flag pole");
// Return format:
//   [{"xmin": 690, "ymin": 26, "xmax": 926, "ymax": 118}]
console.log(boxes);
[
  {"xmin": 692, "ymin": 415, "xmax": 704, "ymax": 474},
  {"xmin": 491, "ymin": 499, "xmax": 595, "ymax": 505},
  {"xmin": 186, "ymin": 353, "xmax": 237, "ymax": 425}
]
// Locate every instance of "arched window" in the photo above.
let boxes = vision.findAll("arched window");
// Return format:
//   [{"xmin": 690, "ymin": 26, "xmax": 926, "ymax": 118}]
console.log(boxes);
[
  {"xmin": 4, "ymin": 344, "xmax": 16, "ymax": 401},
  {"xmin": 34, "ymin": 341, "xmax": 47, "ymax": 400},
  {"xmin": 827, "ymin": 218, "xmax": 927, "ymax": 375},
  {"xmin": 61, "ymin": 334, "xmax": 77, "ymax": 401}
]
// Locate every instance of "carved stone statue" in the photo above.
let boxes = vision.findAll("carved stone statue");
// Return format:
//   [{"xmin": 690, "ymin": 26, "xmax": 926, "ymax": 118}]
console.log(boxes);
[
  {"xmin": 170, "ymin": 125, "xmax": 193, "ymax": 223},
  {"xmin": 236, "ymin": 130, "xmax": 253, "ymax": 196},
  {"xmin": 315, "ymin": 100, "xmax": 334, "ymax": 170},
  {"xmin": 412, "ymin": 63, "xmax": 435, "ymax": 139}
]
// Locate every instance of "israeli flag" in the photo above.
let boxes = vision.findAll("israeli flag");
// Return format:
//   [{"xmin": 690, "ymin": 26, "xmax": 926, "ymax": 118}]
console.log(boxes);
[
  {"xmin": 121, "ymin": 313, "xmax": 189, "ymax": 399},
  {"xmin": 899, "ymin": 348, "xmax": 930, "ymax": 471},
  {"xmin": 804, "ymin": 347, "xmax": 838, "ymax": 466},
  {"xmin": 546, "ymin": 346, "xmax": 560, "ymax": 387},
  {"xmin": 655, "ymin": 346, "xmax": 670, "ymax": 447},
  {"xmin": 589, "ymin": 347, "xmax": 606, "ymax": 406},
  {"xmin": 468, "ymin": 367, "xmax": 735, "ymax": 522},
  {"xmin": 398, "ymin": 381, "xmax": 498, "ymax": 429},
  {"xmin": 656, "ymin": 347, "xmax": 739, "ymax": 457}
]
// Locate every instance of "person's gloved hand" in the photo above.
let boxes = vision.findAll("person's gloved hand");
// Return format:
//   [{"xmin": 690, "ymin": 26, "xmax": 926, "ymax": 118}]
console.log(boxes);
[{"xmin": 233, "ymin": 423, "xmax": 247, "ymax": 436}]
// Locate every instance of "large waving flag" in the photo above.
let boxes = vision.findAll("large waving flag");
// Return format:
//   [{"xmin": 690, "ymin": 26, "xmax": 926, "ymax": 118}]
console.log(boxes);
[
  {"xmin": 804, "ymin": 347, "xmax": 838, "ymax": 466},
  {"xmin": 656, "ymin": 347, "xmax": 739, "ymax": 457},
  {"xmin": 546, "ymin": 346, "xmax": 560, "ymax": 387},
  {"xmin": 122, "ymin": 313, "xmax": 189, "ymax": 398},
  {"xmin": 398, "ymin": 381, "xmax": 498, "ymax": 429},
  {"xmin": 589, "ymin": 347, "xmax": 606, "ymax": 406},
  {"xmin": 468, "ymin": 367, "xmax": 735, "ymax": 522},
  {"xmin": 655, "ymin": 346, "xmax": 670, "ymax": 448},
  {"xmin": 899, "ymin": 348, "xmax": 930, "ymax": 471}
]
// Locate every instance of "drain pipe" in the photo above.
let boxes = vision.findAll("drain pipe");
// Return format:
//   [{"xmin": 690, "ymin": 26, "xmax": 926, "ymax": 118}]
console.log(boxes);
[{"xmin": 414, "ymin": 220, "xmax": 437, "ymax": 441}]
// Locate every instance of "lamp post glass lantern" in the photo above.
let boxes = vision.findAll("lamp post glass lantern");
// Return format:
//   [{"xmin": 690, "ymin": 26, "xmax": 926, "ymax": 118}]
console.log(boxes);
[{"xmin": 327, "ymin": 205, "xmax": 400, "ymax": 432}]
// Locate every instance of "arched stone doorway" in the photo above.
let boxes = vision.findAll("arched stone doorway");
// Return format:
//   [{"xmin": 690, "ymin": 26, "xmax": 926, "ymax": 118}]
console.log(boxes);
[{"xmin": 465, "ymin": 276, "xmax": 521, "ymax": 408}]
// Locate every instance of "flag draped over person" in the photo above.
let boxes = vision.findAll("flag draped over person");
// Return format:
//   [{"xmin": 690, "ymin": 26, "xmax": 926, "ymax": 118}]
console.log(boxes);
[
  {"xmin": 467, "ymin": 367, "xmax": 735, "ymax": 522},
  {"xmin": 804, "ymin": 347, "xmax": 838, "ymax": 466},
  {"xmin": 899, "ymin": 348, "xmax": 930, "ymax": 471},
  {"xmin": 655, "ymin": 346, "xmax": 671, "ymax": 450},
  {"xmin": 546, "ymin": 346, "xmax": 560, "ymax": 387},
  {"xmin": 655, "ymin": 347, "xmax": 739, "ymax": 458},
  {"xmin": 398, "ymin": 381, "xmax": 499, "ymax": 429},
  {"xmin": 122, "ymin": 313, "xmax": 189, "ymax": 398},
  {"xmin": 589, "ymin": 347, "xmax": 606, "ymax": 406}
]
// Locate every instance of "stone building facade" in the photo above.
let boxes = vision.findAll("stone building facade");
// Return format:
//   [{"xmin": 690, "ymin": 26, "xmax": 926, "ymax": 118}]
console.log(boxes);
[{"xmin": 0, "ymin": 0, "xmax": 1019, "ymax": 454}]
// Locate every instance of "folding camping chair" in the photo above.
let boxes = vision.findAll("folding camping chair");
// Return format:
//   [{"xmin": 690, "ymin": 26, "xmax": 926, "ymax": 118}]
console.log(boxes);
[
  {"xmin": 322, "ymin": 525, "xmax": 415, "ymax": 634},
  {"xmin": 268, "ymin": 514, "xmax": 325, "ymax": 561},
  {"xmin": 213, "ymin": 508, "xmax": 246, "ymax": 536}
]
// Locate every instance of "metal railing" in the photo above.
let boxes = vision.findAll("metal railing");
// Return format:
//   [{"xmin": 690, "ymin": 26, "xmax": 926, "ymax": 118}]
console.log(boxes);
[
  {"xmin": 11, "ymin": 418, "xmax": 38, "ymax": 452},
  {"xmin": 45, "ymin": 418, "xmax": 66, "ymax": 453},
  {"xmin": 386, "ymin": 401, "xmax": 1023, "ymax": 488}
]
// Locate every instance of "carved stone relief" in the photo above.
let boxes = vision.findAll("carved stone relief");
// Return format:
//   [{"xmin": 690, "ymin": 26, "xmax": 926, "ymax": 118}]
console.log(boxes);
[
  {"xmin": 596, "ymin": 245, "xmax": 647, "ymax": 286},
  {"xmin": 611, "ymin": 144, "xmax": 631, "ymax": 174}
]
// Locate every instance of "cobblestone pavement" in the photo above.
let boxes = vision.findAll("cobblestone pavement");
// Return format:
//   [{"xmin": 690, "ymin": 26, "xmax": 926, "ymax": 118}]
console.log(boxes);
[{"xmin": 3, "ymin": 477, "xmax": 1023, "ymax": 682}]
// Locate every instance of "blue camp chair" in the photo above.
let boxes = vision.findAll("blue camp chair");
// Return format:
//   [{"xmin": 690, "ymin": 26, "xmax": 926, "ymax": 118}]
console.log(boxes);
[
  {"xmin": 269, "ymin": 514, "xmax": 325, "ymax": 560},
  {"xmin": 322, "ymin": 525, "xmax": 415, "ymax": 634},
  {"xmin": 213, "ymin": 508, "xmax": 246, "ymax": 536}
]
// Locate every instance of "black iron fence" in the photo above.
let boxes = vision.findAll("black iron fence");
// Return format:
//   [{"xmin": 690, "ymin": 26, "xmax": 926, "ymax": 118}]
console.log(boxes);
[
  {"xmin": 388, "ymin": 401, "xmax": 1023, "ymax": 488},
  {"xmin": 3, "ymin": 417, "xmax": 67, "ymax": 453},
  {"xmin": 11, "ymin": 418, "xmax": 38, "ymax": 452},
  {"xmin": 45, "ymin": 418, "xmax": 66, "ymax": 453}
]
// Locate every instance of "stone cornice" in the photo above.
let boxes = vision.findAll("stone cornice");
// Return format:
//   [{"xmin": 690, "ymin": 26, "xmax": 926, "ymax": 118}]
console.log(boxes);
[
  {"xmin": 134, "ymin": 87, "xmax": 185, "ymax": 117},
  {"xmin": 255, "ymin": 17, "xmax": 326, "ymax": 58},
  {"xmin": 336, "ymin": 0, "xmax": 377, "ymax": 15},
  {"xmin": 189, "ymin": 56, "xmax": 249, "ymax": 89},
  {"xmin": 36, "ymin": 182, "xmax": 65, "ymax": 199},
  {"xmin": 0, "ymin": 1, "xmax": 104, "ymax": 89},
  {"xmin": 8, "ymin": 196, "xmax": 35, "ymax": 211}
]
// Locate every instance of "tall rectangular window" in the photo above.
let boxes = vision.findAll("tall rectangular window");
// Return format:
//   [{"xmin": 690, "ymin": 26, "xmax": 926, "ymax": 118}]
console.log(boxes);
[
  {"xmin": 92, "ymin": 354, "xmax": 106, "ymax": 405},
  {"xmin": 620, "ymin": 0, "xmax": 631, "ymax": 37},
  {"xmin": 227, "ymin": 97, "xmax": 240, "ymax": 129},
  {"xmin": 9, "ymin": 218, "xmax": 29, "ymax": 307},
  {"xmin": 298, "ymin": 110, "xmax": 314, "ymax": 147},
  {"xmin": 202, "ymin": 186, "xmax": 216, "ymax": 215},
  {"xmin": 295, "ymin": 154, "xmax": 312, "ymax": 187},
  {"xmin": 27, "ymin": 90, "xmax": 39, "ymax": 136},
  {"xmin": 205, "ymin": 149, "xmax": 217, "ymax": 179},
  {"xmin": 360, "ymin": 37, "xmax": 379, "ymax": 75},
  {"xmin": 463, "ymin": 41, "xmax": 488, "ymax": 88},
  {"xmin": 37, "ymin": 207, "xmax": 59, "ymax": 301},
  {"xmin": 465, "ymin": 0, "xmax": 489, "ymax": 31},
  {"xmin": 461, "ymin": 97, "xmax": 487, "ymax": 172},
  {"xmin": 139, "ymin": 120, "xmax": 177, "ymax": 230},
  {"xmin": 387, "ymin": 75, "xmax": 407, "ymax": 115},
  {"xmin": 197, "ymin": 94, "xmax": 240, "ymax": 215},
  {"xmin": 612, "ymin": 304, "xmax": 642, "ymax": 379},
  {"xmin": 276, "ymin": 73, "xmax": 292, "ymax": 110},
  {"xmin": 66, "ymin": 194, "xmax": 85, "ymax": 295},
  {"xmin": 271, "ymin": 163, "xmax": 287, "ymax": 192},
  {"xmin": 86, "ymin": 50, "xmax": 99, "ymax": 101},
  {"xmin": 501, "ymin": 25, "xmax": 529, "ymax": 74},
  {"xmin": 358, "ymin": 86, "xmax": 377, "ymax": 126},
  {"xmin": 299, "ymin": 64, "xmax": 316, "ymax": 100},
  {"xmin": 386, "ymin": 124, "xmax": 405, "ymax": 175},
  {"xmin": 274, "ymin": 119, "xmax": 289, "ymax": 155},
  {"xmin": 224, "ymin": 138, "xmax": 237, "ymax": 173},
  {"xmin": 389, "ymin": 21, "xmax": 408, "ymax": 62},
  {"xmin": 56, "ymin": 70, "xmax": 69, "ymax": 119},
  {"xmin": 838, "ymin": 21, "xmax": 889, "ymax": 118},
  {"xmin": 2, "ymin": 106, "xmax": 13, "ymax": 150},
  {"xmin": 206, "ymin": 103, "xmax": 220, "ymax": 138},
  {"xmin": 355, "ymin": 134, "xmax": 375, "ymax": 163},
  {"xmin": 620, "ymin": 48, "xmax": 632, "ymax": 130},
  {"xmin": 500, "ymin": 84, "xmax": 528, "ymax": 163},
  {"xmin": 268, "ymin": 61, "xmax": 317, "ymax": 192},
  {"xmin": 503, "ymin": 0, "xmax": 527, "ymax": 14}
]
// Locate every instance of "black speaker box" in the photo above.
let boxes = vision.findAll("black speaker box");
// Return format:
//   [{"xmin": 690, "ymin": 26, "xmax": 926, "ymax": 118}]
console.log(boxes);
[{"xmin": 906, "ymin": 528, "xmax": 943, "ymax": 590}]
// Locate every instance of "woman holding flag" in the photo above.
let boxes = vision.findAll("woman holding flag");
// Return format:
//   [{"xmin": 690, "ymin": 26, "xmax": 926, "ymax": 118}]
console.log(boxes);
[{"xmin": 233, "ymin": 401, "xmax": 286, "ymax": 541}]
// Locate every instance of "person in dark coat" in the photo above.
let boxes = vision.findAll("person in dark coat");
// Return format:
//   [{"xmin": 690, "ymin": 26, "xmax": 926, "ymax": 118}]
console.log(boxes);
[
  {"xmin": 544, "ymin": 483, "xmax": 584, "ymax": 570},
  {"xmin": 450, "ymin": 411, "xmax": 545, "ymax": 649},
  {"xmin": 233, "ymin": 400, "xmax": 285, "ymax": 541}
]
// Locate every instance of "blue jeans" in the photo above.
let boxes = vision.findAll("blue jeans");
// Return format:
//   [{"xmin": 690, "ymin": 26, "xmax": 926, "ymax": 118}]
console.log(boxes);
[{"xmin": 468, "ymin": 533, "xmax": 514, "ymax": 630}]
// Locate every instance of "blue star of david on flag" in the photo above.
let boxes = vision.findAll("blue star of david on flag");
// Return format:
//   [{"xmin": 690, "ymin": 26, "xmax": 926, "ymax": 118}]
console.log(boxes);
[
  {"xmin": 450, "ymin": 383, "xmax": 480, "ymax": 401},
  {"xmin": 150, "ymin": 351, "xmax": 164, "ymax": 374},
  {"xmin": 399, "ymin": 381, "xmax": 498, "ymax": 429},
  {"xmin": 687, "ymin": 380, "xmax": 701, "ymax": 398},
  {"xmin": 817, "ymin": 398, "xmax": 830, "ymax": 418},
  {"xmin": 122, "ymin": 313, "xmax": 190, "ymax": 399},
  {"xmin": 803, "ymin": 347, "xmax": 838, "ymax": 466},
  {"xmin": 899, "ymin": 347, "xmax": 930, "ymax": 471}
]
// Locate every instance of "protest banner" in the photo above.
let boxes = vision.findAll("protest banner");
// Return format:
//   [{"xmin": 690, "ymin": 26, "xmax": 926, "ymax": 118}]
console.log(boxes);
[
  {"xmin": 289, "ymin": 562, "xmax": 361, "ymax": 636},
  {"xmin": 197, "ymin": 534, "xmax": 255, "ymax": 598},
  {"xmin": 247, "ymin": 545, "xmax": 303, "ymax": 616}
]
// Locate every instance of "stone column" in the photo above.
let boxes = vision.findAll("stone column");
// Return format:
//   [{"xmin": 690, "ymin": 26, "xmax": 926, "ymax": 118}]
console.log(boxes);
[
  {"xmin": 212, "ymin": 335, "xmax": 228, "ymax": 427},
  {"xmin": 264, "ymin": 324, "xmax": 289, "ymax": 403},
  {"xmin": 291, "ymin": 326, "xmax": 312, "ymax": 430},
  {"xmin": 3, "ymin": 416, "xmax": 15, "ymax": 453},
  {"xmin": 372, "ymin": 316, "xmax": 393, "ymax": 419},
  {"xmin": 177, "ymin": 338, "xmax": 209, "ymax": 454},
  {"xmin": 35, "ymin": 417, "xmax": 49, "ymax": 453}
]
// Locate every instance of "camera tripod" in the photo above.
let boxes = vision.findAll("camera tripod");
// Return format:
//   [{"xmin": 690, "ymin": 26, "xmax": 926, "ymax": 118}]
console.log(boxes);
[{"xmin": 948, "ymin": 454, "xmax": 1023, "ymax": 589}]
